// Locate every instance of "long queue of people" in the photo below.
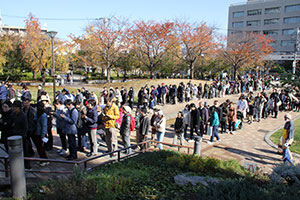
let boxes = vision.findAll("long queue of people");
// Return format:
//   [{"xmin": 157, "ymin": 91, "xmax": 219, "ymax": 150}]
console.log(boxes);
[{"xmin": 0, "ymin": 75, "xmax": 299, "ymax": 169}]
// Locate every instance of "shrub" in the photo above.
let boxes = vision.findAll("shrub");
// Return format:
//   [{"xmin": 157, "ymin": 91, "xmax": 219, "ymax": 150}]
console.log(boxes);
[{"xmin": 270, "ymin": 163, "xmax": 300, "ymax": 185}]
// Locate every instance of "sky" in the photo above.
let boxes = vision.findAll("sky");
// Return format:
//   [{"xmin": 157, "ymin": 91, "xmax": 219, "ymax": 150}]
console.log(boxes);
[{"xmin": 0, "ymin": 0, "xmax": 245, "ymax": 40}]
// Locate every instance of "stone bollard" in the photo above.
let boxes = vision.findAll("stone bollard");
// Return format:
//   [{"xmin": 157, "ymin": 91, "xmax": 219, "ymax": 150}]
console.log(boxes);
[
  {"xmin": 8, "ymin": 136, "xmax": 26, "ymax": 199},
  {"xmin": 193, "ymin": 136, "xmax": 202, "ymax": 156}
]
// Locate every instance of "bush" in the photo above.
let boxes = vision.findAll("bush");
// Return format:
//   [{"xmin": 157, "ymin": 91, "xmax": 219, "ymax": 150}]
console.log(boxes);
[{"xmin": 270, "ymin": 163, "xmax": 300, "ymax": 185}]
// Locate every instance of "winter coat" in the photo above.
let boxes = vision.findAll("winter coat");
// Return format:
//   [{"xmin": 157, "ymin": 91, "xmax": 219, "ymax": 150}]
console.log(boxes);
[
  {"xmin": 174, "ymin": 117, "xmax": 184, "ymax": 133},
  {"xmin": 103, "ymin": 103, "xmax": 120, "ymax": 129},
  {"xmin": 139, "ymin": 115, "xmax": 150, "ymax": 136},
  {"xmin": 0, "ymin": 84, "xmax": 7, "ymax": 100},
  {"xmin": 228, "ymin": 106, "xmax": 237, "ymax": 122},
  {"xmin": 85, "ymin": 105, "xmax": 98, "ymax": 128},
  {"xmin": 120, "ymin": 113, "xmax": 131, "ymax": 136},
  {"xmin": 62, "ymin": 106, "xmax": 78, "ymax": 134},
  {"xmin": 154, "ymin": 117, "xmax": 166, "ymax": 133},
  {"xmin": 11, "ymin": 111, "xmax": 28, "ymax": 137},
  {"xmin": 35, "ymin": 113, "xmax": 48, "ymax": 137}
]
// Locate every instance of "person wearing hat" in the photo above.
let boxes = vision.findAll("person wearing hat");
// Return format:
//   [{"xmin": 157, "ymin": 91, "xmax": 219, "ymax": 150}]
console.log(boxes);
[
  {"xmin": 120, "ymin": 106, "xmax": 132, "ymax": 154},
  {"xmin": 154, "ymin": 110, "xmax": 166, "ymax": 149},
  {"xmin": 282, "ymin": 113, "xmax": 295, "ymax": 146}
]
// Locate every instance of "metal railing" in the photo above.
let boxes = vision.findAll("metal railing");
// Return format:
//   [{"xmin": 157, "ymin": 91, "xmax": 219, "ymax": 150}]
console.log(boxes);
[{"xmin": 0, "ymin": 140, "xmax": 195, "ymax": 177}]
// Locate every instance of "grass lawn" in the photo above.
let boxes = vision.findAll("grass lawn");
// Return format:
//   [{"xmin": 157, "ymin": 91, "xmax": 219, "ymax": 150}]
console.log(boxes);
[{"xmin": 270, "ymin": 116, "xmax": 300, "ymax": 154}]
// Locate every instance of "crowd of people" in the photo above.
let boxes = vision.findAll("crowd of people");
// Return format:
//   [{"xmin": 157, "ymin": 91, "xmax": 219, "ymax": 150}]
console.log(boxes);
[{"xmin": 0, "ymin": 74, "xmax": 299, "ymax": 168}]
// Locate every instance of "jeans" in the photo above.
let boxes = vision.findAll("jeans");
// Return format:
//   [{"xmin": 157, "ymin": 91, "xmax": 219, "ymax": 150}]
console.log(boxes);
[
  {"xmin": 88, "ymin": 128, "xmax": 98, "ymax": 154},
  {"xmin": 156, "ymin": 131, "xmax": 165, "ymax": 149},
  {"xmin": 210, "ymin": 125, "xmax": 220, "ymax": 142},
  {"xmin": 31, "ymin": 135, "xmax": 48, "ymax": 159},
  {"xmin": 220, "ymin": 122, "xmax": 227, "ymax": 133},
  {"xmin": 67, "ymin": 134, "xmax": 77, "ymax": 159}
]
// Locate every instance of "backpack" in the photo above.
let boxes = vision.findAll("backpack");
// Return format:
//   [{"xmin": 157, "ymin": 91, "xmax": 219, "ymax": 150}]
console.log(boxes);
[{"xmin": 129, "ymin": 114, "xmax": 135, "ymax": 131}]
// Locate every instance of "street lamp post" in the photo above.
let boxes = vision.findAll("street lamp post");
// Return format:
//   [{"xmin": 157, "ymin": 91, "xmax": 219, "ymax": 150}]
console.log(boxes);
[{"xmin": 47, "ymin": 31, "xmax": 57, "ymax": 101}]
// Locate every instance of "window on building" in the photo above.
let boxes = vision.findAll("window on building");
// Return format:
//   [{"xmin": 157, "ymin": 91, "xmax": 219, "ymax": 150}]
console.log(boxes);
[
  {"xmin": 232, "ymin": 21, "xmax": 244, "ymax": 28},
  {"xmin": 282, "ymin": 29, "xmax": 297, "ymax": 35},
  {"xmin": 263, "ymin": 30, "xmax": 278, "ymax": 37},
  {"xmin": 233, "ymin": 11, "xmax": 244, "ymax": 18},
  {"xmin": 285, "ymin": 4, "xmax": 300, "ymax": 12},
  {"xmin": 247, "ymin": 9, "xmax": 262, "ymax": 16},
  {"xmin": 231, "ymin": 31, "xmax": 243, "ymax": 35},
  {"xmin": 264, "ymin": 18, "xmax": 279, "ymax": 25},
  {"xmin": 265, "ymin": 7, "xmax": 281, "ymax": 14},
  {"xmin": 270, "ymin": 41, "xmax": 277, "ymax": 47},
  {"xmin": 284, "ymin": 16, "xmax": 300, "ymax": 24},
  {"xmin": 247, "ymin": 20, "xmax": 261, "ymax": 26},
  {"xmin": 281, "ymin": 40, "xmax": 296, "ymax": 47}
]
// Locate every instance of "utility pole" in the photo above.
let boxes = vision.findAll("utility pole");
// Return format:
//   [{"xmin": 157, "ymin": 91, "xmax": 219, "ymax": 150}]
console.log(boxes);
[{"xmin": 292, "ymin": 27, "xmax": 300, "ymax": 74}]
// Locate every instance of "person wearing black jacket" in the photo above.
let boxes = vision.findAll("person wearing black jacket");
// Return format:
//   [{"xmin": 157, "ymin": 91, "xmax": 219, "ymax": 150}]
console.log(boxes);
[
  {"xmin": 120, "ymin": 106, "xmax": 132, "ymax": 154},
  {"xmin": 74, "ymin": 100, "xmax": 88, "ymax": 152},
  {"xmin": 138, "ymin": 107, "xmax": 150, "ymax": 150},
  {"xmin": 199, "ymin": 101, "xmax": 209, "ymax": 137},
  {"xmin": 11, "ymin": 100, "xmax": 31, "ymax": 169},
  {"xmin": 173, "ymin": 111, "xmax": 184, "ymax": 145},
  {"xmin": 23, "ymin": 98, "xmax": 37, "ymax": 157},
  {"xmin": 189, "ymin": 103, "xmax": 200, "ymax": 140},
  {"xmin": 128, "ymin": 87, "xmax": 134, "ymax": 109},
  {"xmin": 0, "ymin": 100, "xmax": 14, "ymax": 151}
]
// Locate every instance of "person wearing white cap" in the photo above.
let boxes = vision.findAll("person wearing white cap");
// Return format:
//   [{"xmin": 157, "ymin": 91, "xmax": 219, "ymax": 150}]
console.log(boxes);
[
  {"xmin": 282, "ymin": 113, "xmax": 295, "ymax": 146},
  {"xmin": 120, "ymin": 106, "xmax": 132, "ymax": 154},
  {"xmin": 154, "ymin": 110, "xmax": 166, "ymax": 149}
]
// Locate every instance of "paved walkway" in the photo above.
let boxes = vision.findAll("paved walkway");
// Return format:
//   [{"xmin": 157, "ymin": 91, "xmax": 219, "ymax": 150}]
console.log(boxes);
[
  {"xmin": 158, "ymin": 94, "xmax": 300, "ymax": 173},
  {"xmin": 1, "ymin": 91, "xmax": 299, "ymax": 181}
]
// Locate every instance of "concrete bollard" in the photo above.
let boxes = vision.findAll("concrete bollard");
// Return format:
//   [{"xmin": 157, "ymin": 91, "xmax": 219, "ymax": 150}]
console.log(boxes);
[
  {"xmin": 193, "ymin": 136, "xmax": 202, "ymax": 156},
  {"xmin": 8, "ymin": 136, "xmax": 26, "ymax": 199}
]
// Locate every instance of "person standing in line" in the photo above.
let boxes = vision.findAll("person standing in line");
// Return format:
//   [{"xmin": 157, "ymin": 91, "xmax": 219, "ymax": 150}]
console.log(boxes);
[
  {"xmin": 173, "ymin": 111, "xmax": 184, "ymax": 146},
  {"xmin": 0, "ymin": 100, "xmax": 14, "ymax": 151},
  {"xmin": 52, "ymin": 99, "xmax": 68, "ymax": 156},
  {"xmin": 199, "ymin": 101, "xmax": 209, "ymax": 137},
  {"xmin": 0, "ymin": 81, "xmax": 7, "ymax": 113},
  {"xmin": 22, "ymin": 98, "xmax": 37, "ymax": 157},
  {"xmin": 128, "ymin": 87, "xmax": 134, "ymax": 109},
  {"xmin": 60, "ymin": 99, "xmax": 78, "ymax": 160},
  {"xmin": 11, "ymin": 100, "xmax": 31, "ymax": 169},
  {"xmin": 182, "ymin": 104, "xmax": 191, "ymax": 140},
  {"xmin": 189, "ymin": 103, "xmax": 200, "ymax": 141},
  {"xmin": 103, "ymin": 96, "xmax": 120, "ymax": 157},
  {"xmin": 74, "ymin": 100, "xmax": 88, "ymax": 152},
  {"xmin": 137, "ymin": 107, "xmax": 150, "ymax": 150},
  {"xmin": 83, "ymin": 99, "xmax": 98, "ymax": 157},
  {"xmin": 40, "ymin": 95, "xmax": 53, "ymax": 151},
  {"xmin": 207, "ymin": 100, "xmax": 220, "ymax": 144},
  {"xmin": 228, "ymin": 101, "xmax": 237, "ymax": 135},
  {"xmin": 150, "ymin": 108, "xmax": 159, "ymax": 140},
  {"xmin": 34, "ymin": 101, "xmax": 49, "ymax": 166},
  {"xmin": 154, "ymin": 110, "xmax": 166, "ymax": 150},
  {"xmin": 120, "ymin": 106, "xmax": 132, "ymax": 154}
]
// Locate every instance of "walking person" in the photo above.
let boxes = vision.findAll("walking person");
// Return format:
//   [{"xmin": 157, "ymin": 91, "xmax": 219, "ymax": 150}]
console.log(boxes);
[
  {"xmin": 120, "ymin": 106, "xmax": 132, "ymax": 154},
  {"xmin": 154, "ymin": 110, "xmax": 166, "ymax": 149},
  {"xmin": 60, "ymin": 99, "xmax": 78, "ymax": 160}
]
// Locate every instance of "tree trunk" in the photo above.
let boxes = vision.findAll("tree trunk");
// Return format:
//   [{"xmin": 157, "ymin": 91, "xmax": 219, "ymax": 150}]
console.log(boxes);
[
  {"xmin": 189, "ymin": 63, "xmax": 194, "ymax": 79},
  {"xmin": 106, "ymin": 67, "xmax": 111, "ymax": 83},
  {"xmin": 33, "ymin": 71, "xmax": 36, "ymax": 79},
  {"xmin": 233, "ymin": 65, "xmax": 237, "ymax": 80},
  {"xmin": 42, "ymin": 69, "xmax": 46, "ymax": 86}
]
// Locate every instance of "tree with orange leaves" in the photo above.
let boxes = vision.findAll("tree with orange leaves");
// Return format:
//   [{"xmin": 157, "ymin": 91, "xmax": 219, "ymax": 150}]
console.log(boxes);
[
  {"xmin": 22, "ymin": 13, "xmax": 52, "ymax": 83},
  {"xmin": 130, "ymin": 20, "xmax": 174, "ymax": 79},
  {"xmin": 71, "ymin": 17, "xmax": 130, "ymax": 83},
  {"xmin": 222, "ymin": 33, "xmax": 273, "ymax": 79},
  {"xmin": 172, "ymin": 21, "xmax": 214, "ymax": 79}
]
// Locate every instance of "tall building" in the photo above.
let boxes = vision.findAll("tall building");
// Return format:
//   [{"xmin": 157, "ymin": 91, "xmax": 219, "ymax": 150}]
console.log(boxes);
[{"xmin": 228, "ymin": 0, "xmax": 300, "ymax": 61}]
